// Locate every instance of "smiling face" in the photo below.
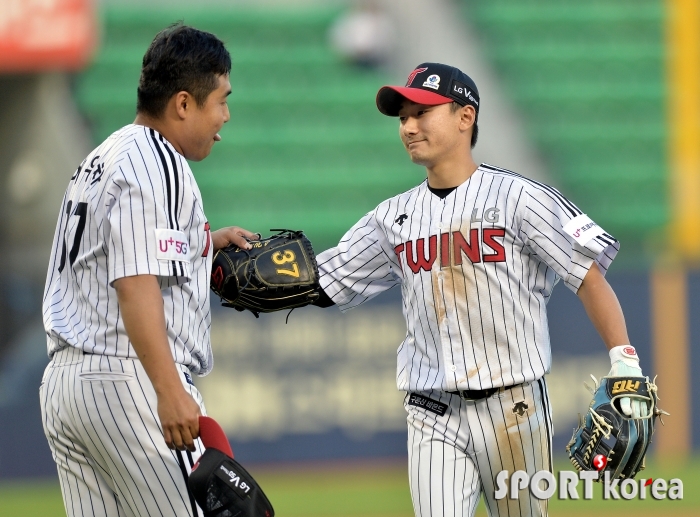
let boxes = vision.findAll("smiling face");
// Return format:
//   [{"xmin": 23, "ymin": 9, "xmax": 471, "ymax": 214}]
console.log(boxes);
[
  {"xmin": 398, "ymin": 100, "xmax": 475, "ymax": 169},
  {"xmin": 178, "ymin": 74, "xmax": 231, "ymax": 161}
]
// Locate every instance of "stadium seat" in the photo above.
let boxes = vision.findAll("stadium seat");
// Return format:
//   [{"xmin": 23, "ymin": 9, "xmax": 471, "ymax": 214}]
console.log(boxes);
[
  {"xmin": 75, "ymin": 6, "xmax": 417, "ymax": 250},
  {"xmin": 460, "ymin": 0, "xmax": 666, "ymax": 261}
]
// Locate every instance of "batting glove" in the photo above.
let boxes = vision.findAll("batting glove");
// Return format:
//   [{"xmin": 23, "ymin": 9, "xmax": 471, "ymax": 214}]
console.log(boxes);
[{"xmin": 608, "ymin": 345, "xmax": 648, "ymax": 418}]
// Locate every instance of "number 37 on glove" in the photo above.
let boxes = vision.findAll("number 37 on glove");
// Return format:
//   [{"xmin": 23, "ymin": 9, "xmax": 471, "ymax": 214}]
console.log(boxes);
[{"xmin": 210, "ymin": 229, "xmax": 323, "ymax": 317}]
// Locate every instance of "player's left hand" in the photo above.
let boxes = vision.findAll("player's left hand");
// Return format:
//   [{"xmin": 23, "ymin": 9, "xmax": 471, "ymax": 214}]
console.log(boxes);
[
  {"xmin": 607, "ymin": 345, "xmax": 648, "ymax": 418},
  {"xmin": 212, "ymin": 226, "xmax": 260, "ymax": 252}
]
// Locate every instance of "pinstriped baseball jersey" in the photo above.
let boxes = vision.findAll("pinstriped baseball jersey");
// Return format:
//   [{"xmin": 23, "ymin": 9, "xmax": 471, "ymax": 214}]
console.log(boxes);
[
  {"xmin": 318, "ymin": 163, "xmax": 619, "ymax": 393},
  {"xmin": 42, "ymin": 124, "xmax": 214, "ymax": 374}
]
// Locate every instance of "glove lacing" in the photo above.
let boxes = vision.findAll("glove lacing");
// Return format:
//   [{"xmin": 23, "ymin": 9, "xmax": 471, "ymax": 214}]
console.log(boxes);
[
  {"xmin": 575, "ymin": 377, "xmax": 662, "ymax": 470},
  {"xmin": 218, "ymin": 247, "xmax": 254, "ymax": 310},
  {"xmin": 583, "ymin": 408, "xmax": 614, "ymax": 464}
]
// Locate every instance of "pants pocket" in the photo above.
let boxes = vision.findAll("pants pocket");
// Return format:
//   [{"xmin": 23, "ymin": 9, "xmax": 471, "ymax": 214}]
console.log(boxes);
[{"xmin": 78, "ymin": 371, "xmax": 135, "ymax": 382}]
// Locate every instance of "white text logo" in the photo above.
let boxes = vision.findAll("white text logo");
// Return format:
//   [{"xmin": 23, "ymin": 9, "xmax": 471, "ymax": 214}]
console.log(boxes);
[{"xmin": 494, "ymin": 470, "xmax": 683, "ymax": 501}]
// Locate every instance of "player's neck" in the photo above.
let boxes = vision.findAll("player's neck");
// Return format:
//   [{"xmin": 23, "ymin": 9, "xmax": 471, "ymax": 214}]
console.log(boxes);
[
  {"xmin": 134, "ymin": 113, "xmax": 185, "ymax": 156},
  {"xmin": 425, "ymin": 153, "xmax": 479, "ymax": 189}
]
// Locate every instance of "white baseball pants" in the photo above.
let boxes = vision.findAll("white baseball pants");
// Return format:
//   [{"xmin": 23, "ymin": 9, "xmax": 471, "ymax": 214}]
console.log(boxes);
[
  {"xmin": 40, "ymin": 346, "xmax": 205, "ymax": 517},
  {"xmin": 405, "ymin": 379, "xmax": 553, "ymax": 517}
]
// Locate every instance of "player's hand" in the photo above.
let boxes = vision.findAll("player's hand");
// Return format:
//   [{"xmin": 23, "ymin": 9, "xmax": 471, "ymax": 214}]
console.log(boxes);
[
  {"xmin": 607, "ymin": 345, "xmax": 648, "ymax": 418},
  {"xmin": 609, "ymin": 360, "xmax": 648, "ymax": 418},
  {"xmin": 157, "ymin": 386, "xmax": 202, "ymax": 451},
  {"xmin": 212, "ymin": 226, "xmax": 260, "ymax": 252}
]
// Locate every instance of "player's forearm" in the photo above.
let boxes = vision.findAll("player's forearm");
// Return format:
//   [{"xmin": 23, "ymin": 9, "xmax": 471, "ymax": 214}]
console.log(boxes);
[
  {"xmin": 113, "ymin": 274, "xmax": 183, "ymax": 394},
  {"xmin": 576, "ymin": 262, "xmax": 630, "ymax": 349}
]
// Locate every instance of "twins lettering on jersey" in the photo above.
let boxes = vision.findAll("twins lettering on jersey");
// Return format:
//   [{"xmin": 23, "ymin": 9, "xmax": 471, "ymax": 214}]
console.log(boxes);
[
  {"xmin": 317, "ymin": 164, "xmax": 621, "ymax": 394},
  {"xmin": 394, "ymin": 228, "xmax": 506, "ymax": 273},
  {"xmin": 394, "ymin": 206, "xmax": 506, "ymax": 274}
]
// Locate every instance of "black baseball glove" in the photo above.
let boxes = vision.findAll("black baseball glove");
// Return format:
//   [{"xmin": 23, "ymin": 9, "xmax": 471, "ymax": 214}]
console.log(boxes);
[
  {"xmin": 210, "ymin": 229, "xmax": 322, "ymax": 317},
  {"xmin": 566, "ymin": 375, "xmax": 667, "ymax": 480}
]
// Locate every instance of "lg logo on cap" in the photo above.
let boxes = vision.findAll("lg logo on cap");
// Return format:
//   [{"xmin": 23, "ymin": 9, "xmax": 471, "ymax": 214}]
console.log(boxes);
[{"xmin": 451, "ymin": 80, "xmax": 479, "ymax": 106}]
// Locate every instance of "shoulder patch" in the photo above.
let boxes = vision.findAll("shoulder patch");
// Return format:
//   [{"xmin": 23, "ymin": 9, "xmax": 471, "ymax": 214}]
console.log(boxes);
[
  {"xmin": 155, "ymin": 229, "xmax": 190, "ymax": 262},
  {"xmin": 562, "ymin": 214, "xmax": 605, "ymax": 246}
]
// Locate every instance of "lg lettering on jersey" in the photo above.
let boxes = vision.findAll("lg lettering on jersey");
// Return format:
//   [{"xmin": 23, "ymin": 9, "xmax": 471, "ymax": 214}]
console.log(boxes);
[
  {"xmin": 394, "ymin": 228, "xmax": 506, "ymax": 273},
  {"xmin": 471, "ymin": 207, "xmax": 499, "ymax": 223}
]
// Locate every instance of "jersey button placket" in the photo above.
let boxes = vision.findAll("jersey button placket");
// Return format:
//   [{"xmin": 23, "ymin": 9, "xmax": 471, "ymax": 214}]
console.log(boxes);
[
  {"xmin": 435, "ymin": 271, "xmax": 457, "ymax": 380},
  {"xmin": 433, "ymin": 214, "xmax": 458, "ymax": 381},
  {"xmin": 431, "ymin": 229, "xmax": 447, "ymax": 381}
]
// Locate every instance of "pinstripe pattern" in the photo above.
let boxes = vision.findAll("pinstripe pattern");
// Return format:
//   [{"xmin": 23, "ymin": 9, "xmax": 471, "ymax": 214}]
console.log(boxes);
[
  {"xmin": 405, "ymin": 381, "xmax": 551, "ymax": 517},
  {"xmin": 318, "ymin": 163, "xmax": 618, "ymax": 516},
  {"xmin": 41, "ymin": 124, "xmax": 214, "ymax": 516},
  {"xmin": 42, "ymin": 124, "xmax": 213, "ymax": 374},
  {"xmin": 318, "ymin": 164, "xmax": 619, "ymax": 392},
  {"xmin": 40, "ymin": 347, "xmax": 205, "ymax": 517}
]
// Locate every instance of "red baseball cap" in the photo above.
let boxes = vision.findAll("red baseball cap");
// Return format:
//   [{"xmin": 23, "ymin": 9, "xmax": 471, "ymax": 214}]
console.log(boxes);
[{"xmin": 376, "ymin": 62, "xmax": 480, "ymax": 117}]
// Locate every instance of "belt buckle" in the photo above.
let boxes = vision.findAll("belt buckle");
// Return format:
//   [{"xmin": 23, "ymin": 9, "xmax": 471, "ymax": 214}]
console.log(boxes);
[
  {"xmin": 457, "ymin": 391, "xmax": 472, "ymax": 401},
  {"xmin": 459, "ymin": 387, "xmax": 501, "ymax": 401},
  {"xmin": 458, "ymin": 389, "xmax": 484, "ymax": 401}
]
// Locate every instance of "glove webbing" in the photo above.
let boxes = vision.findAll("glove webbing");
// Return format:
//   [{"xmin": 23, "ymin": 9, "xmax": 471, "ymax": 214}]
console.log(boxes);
[{"xmin": 568, "ymin": 408, "xmax": 613, "ymax": 472}]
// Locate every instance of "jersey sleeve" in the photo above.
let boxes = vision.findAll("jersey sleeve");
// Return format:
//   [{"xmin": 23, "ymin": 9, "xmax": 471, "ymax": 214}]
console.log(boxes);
[
  {"xmin": 104, "ymin": 162, "xmax": 191, "ymax": 287},
  {"xmin": 317, "ymin": 211, "xmax": 401, "ymax": 311},
  {"xmin": 518, "ymin": 185, "xmax": 619, "ymax": 293}
]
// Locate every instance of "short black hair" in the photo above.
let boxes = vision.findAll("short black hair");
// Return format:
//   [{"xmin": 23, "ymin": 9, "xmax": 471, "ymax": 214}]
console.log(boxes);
[
  {"xmin": 450, "ymin": 102, "xmax": 478, "ymax": 148},
  {"xmin": 137, "ymin": 23, "xmax": 231, "ymax": 118}
]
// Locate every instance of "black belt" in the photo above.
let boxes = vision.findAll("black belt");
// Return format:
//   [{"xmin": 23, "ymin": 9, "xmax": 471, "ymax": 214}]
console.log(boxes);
[{"xmin": 447, "ymin": 383, "xmax": 523, "ymax": 401}]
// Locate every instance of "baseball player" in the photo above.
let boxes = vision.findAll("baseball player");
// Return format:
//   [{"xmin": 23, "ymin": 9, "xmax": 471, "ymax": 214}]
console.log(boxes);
[
  {"xmin": 315, "ymin": 63, "xmax": 649, "ymax": 516},
  {"xmin": 40, "ymin": 25, "xmax": 258, "ymax": 517}
]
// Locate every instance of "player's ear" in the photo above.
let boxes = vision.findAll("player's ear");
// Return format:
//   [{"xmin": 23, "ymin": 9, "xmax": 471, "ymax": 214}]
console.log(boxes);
[
  {"xmin": 458, "ymin": 105, "xmax": 476, "ymax": 132},
  {"xmin": 173, "ymin": 91, "xmax": 192, "ymax": 120}
]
